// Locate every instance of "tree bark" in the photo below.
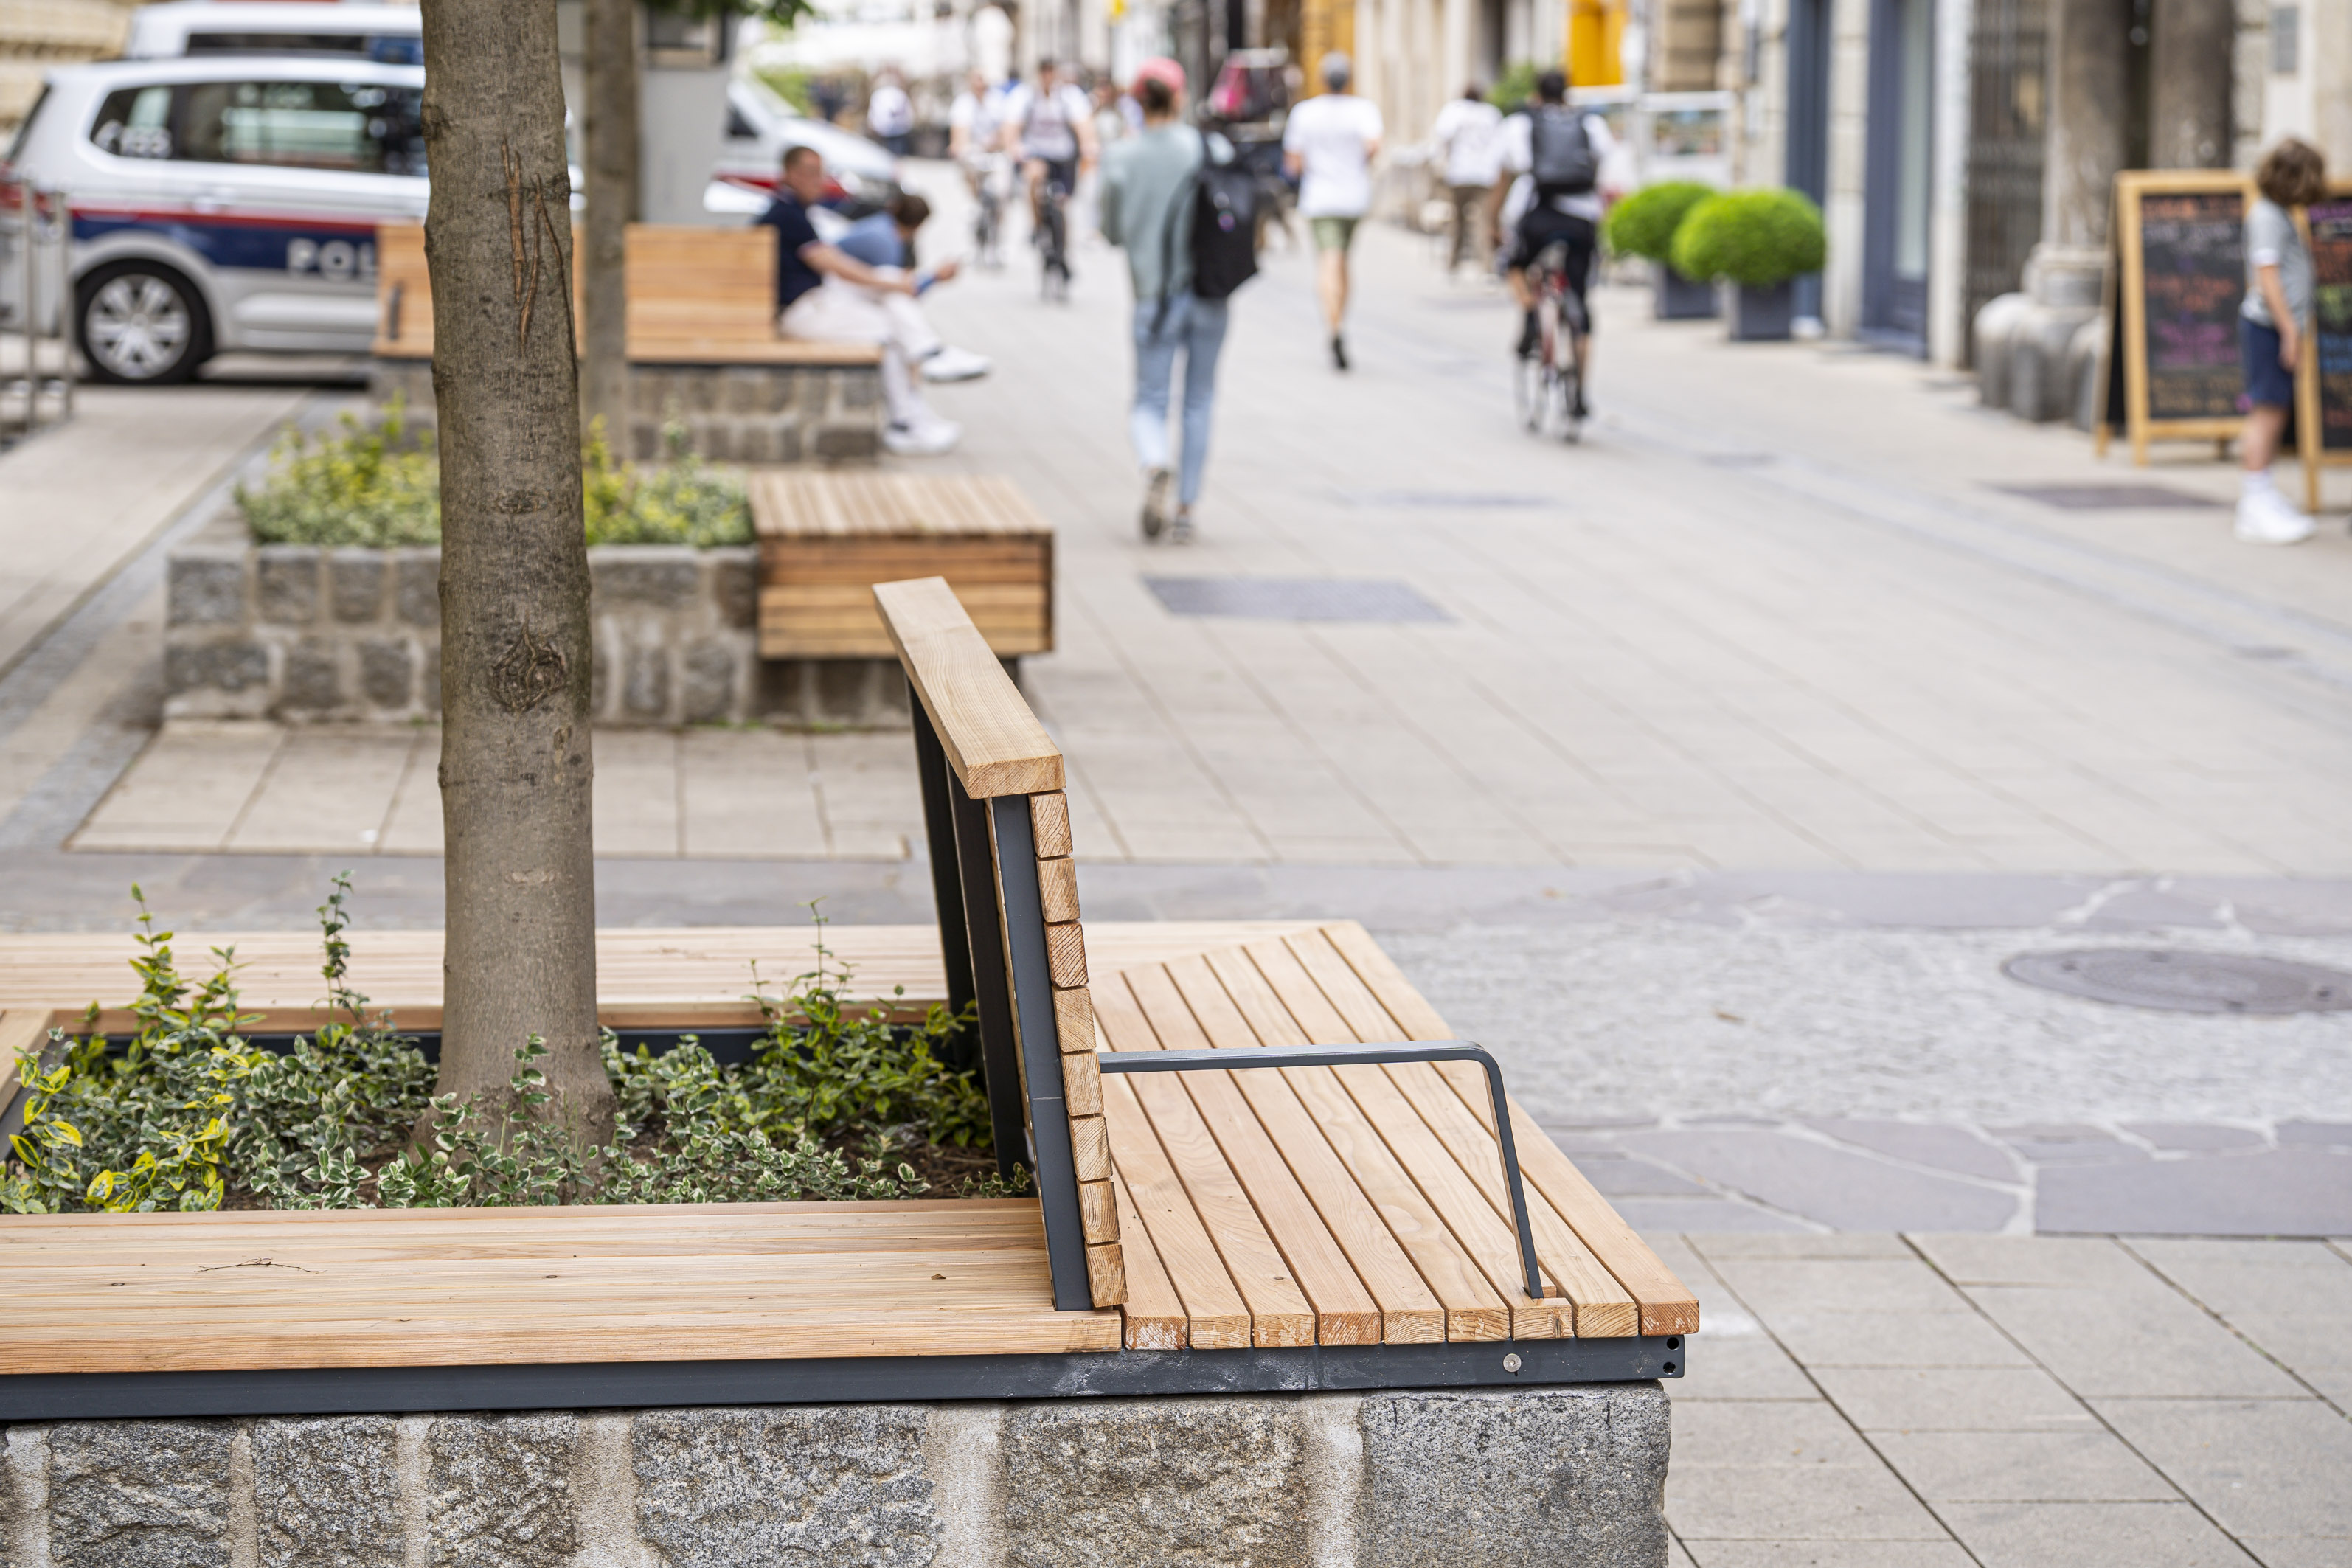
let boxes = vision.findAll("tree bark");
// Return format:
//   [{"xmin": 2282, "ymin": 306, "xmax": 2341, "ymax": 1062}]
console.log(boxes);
[
  {"xmin": 420, "ymin": 0, "xmax": 613, "ymax": 1140},
  {"xmin": 581, "ymin": 0, "xmax": 637, "ymax": 443}
]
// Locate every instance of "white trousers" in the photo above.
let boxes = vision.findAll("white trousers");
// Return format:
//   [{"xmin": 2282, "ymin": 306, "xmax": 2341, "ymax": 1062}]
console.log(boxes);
[{"xmin": 779, "ymin": 272, "xmax": 941, "ymax": 428}]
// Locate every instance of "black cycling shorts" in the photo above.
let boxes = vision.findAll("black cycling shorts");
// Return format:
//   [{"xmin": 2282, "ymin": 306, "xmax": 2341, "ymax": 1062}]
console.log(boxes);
[
  {"xmin": 1031, "ymin": 156, "xmax": 1080, "ymax": 195},
  {"xmin": 1511, "ymin": 209, "xmax": 1599, "ymax": 327}
]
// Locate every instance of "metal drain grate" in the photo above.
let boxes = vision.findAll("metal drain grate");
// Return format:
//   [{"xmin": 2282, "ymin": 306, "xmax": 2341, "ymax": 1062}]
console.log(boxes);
[
  {"xmin": 1144, "ymin": 577, "xmax": 1451, "ymax": 623},
  {"xmin": 2002, "ymin": 948, "xmax": 2352, "ymax": 1014},
  {"xmin": 1989, "ymin": 483, "xmax": 2221, "ymax": 510}
]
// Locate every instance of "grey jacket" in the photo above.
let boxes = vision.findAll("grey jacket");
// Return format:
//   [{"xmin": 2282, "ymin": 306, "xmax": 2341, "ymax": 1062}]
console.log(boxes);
[{"xmin": 1101, "ymin": 124, "xmax": 1206, "ymax": 301}]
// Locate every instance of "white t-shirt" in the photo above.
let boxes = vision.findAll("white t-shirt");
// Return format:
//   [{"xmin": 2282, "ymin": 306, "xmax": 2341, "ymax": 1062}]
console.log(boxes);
[
  {"xmin": 949, "ymin": 89, "xmax": 1002, "ymax": 153},
  {"xmin": 1497, "ymin": 107, "xmax": 1618, "ymax": 223},
  {"xmin": 1001, "ymin": 80, "xmax": 1092, "ymax": 162},
  {"xmin": 1282, "ymin": 92, "xmax": 1385, "ymax": 218},
  {"xmin": 1429, "ymin": 96, "xmax": 1504, "ymax": 187},
  {"xmin": 867, "ymin": 83, "xmax": 914, "ymax": 138}
]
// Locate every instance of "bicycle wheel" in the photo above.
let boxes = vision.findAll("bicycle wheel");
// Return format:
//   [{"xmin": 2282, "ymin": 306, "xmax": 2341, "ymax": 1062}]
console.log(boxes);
[{"xmin": 1513, "ymin": 346, "xmax": 1547, "ymax": 433}]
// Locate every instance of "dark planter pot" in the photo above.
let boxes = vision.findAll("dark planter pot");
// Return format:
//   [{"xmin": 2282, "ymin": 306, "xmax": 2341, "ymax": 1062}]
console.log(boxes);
[
  {"xmin": 1724, "ymin": 280, "xmax": 1796, "ymax": 341},
  {"xmin": 1653, "ymin": 262, "xmax": 1718, "ymax": 319}
]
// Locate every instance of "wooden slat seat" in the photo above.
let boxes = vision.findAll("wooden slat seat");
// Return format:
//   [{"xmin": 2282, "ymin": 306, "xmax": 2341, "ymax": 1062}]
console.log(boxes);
[
  {"xmin": 370, "ymin": 221, "xmax": 883, "ymax": 367},
  {"xmin": 752, "ymin": 473, "xmax": 1053, "ymax": 659}
]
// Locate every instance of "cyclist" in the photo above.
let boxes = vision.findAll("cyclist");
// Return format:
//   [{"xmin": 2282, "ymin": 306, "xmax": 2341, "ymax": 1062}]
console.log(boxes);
[
  {"xmin": 1497, "ymin": 69, "xmax": 1617, "ymax": 414},
  {"xmin": 998, "ymin": 58, "xmax": 1099, "ymax": 264},
  {"xmin": 948, "ymin": 69, "xmax": 1009, "ymax": 266}
]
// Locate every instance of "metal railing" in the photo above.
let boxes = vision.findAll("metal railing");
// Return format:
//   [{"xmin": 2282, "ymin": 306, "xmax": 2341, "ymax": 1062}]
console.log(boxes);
[{"xmin": 1, "ymin": 177, "xmax": 74, "ymax": 442}]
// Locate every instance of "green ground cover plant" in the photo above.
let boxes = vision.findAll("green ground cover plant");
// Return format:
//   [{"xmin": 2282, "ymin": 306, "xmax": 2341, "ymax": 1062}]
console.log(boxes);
[
  {"xmin": 1, "ymin": 879, "xmax": 1005, "ymax": 1213},
  {"xmin": 1669, "ymin": 187, "xmax": 1828, "ymax": 288},
  {"xmin": 236, "ymin": 407, "xmax": 753, "ymax": 551}
]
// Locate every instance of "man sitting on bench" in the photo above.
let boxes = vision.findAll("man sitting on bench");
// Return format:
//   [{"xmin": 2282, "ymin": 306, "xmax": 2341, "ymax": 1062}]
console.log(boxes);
[{"xmin": 760, "ymin": 145, "xmax": 965, "ymax": 457}]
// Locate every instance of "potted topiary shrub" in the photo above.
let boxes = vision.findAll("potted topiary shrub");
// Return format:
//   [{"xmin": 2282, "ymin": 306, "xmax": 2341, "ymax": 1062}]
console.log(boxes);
[
  {"xmin": 1668, "ymin": 188, "xmax": 1828, "ymax": 341},
  {"xmin": 1602, "ymin": 181, "xmax": 1718, "ymax": 319}
]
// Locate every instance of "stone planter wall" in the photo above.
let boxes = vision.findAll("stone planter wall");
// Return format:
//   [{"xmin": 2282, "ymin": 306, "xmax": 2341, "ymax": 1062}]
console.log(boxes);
[
  {"xmin": 0, "ymin": 1387, "xmax": 1668, "ymax": 1568},
  {"xmin": 370, "ymin": 358, "xmax": 884, "ymax": 465},
  {"xmin": 165, "ymin": 544, "xmax": 762, "ymax": 729}
]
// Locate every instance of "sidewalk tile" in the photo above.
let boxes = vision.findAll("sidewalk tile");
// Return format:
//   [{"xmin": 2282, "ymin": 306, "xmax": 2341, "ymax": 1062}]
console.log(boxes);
[
  {"xmin": 1620, "ymin": 1131, "xmax": 2018, "ymax": 1232},
  {"xmin": 1666, "ymin": 1463, "xmax": 1950, "ymax": 1542},
  {"xmin": 1808, "ymin": 1367, "xmax": 2096, "ymax": 1432},
  {"xmin": 1910, "ymin": 1235, "xmax": 2143, "ymax": 1288},
  {"xmin": 2127, "ymin": 1238, "xmax": 2352, "ymax": 1405},
  {"xmin": 1800, "ymin": 1120, "xmax": 2021, "ymax": 1182},
  {"xmin": 1623, "ymin": 1199, "xmax": 1813, "ymax": 1235},
  {"xmin": 1870, "ymin": 1430, "xmax": 2176, "ymax": 1502},
  {"xmin": 1762, "ymin": 1310, "xmax": 2032, "ymax": 1370},
  {"xmin": 1693, "ymin": 1235, "xmax": 1919, "ymax": 1261},
  {"xmin": 590, "ymin": 731, "xmax": 679, "ymax": 857},
  {"xmin": 71, "ymin": 723, "xmax": 282, "ymax": 852},
  {"xmin": 1703, "ymin": 1260, "xmax": 1978, "ymax": 1320},
  {"xmin": 1683, "ymin": 1546, "xmax": 1971, "ymax": 1567},
  {"xmin": 375, "ymin": 731, "xmax": 443, "ymax": 854},
  {"xmin": 1960, "ymin": 1283, "xmax": 2307, "ymax": 1400},
  {"xmin": 1673, "ymin": 1401, "xmax": 1883, "ymax": 1466},
  {"xmin": 2037, "ymin": 1148, "xmax": 2352, "ymax": 1237},
  {"xmin": 2092, "ymin": 1398, "xmax": 2352, "ymax": 1542},
  {"xmin": 1937, "ymin": 1502, "xmax": 2258, "ymax": 1566},
  {"xmin": 224, "ymin": 729, "xmax": 414, "ymax": 853}
]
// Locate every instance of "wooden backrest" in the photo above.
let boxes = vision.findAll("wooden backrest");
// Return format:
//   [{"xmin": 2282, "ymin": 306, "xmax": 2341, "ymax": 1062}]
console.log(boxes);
[
  {"xmin": 875, "ymin": 577, "xmax": 1123, "ymax": 1312},
  {"xmin": 371, "ymin": 222, "xmax": 781, "ymax": 360}
]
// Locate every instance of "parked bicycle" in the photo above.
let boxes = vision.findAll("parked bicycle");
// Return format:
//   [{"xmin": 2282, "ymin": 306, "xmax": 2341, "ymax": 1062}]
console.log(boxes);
[{"xmin": 1513, "ymin": 240, "xmax": 1586, "ymax": 442}]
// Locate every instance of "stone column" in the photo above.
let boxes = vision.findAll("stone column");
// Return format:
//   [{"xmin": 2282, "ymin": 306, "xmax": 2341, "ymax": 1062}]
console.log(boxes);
[{"xmin": 2149, "ymin": 0, "xmax": 2235, "ymax": 167}]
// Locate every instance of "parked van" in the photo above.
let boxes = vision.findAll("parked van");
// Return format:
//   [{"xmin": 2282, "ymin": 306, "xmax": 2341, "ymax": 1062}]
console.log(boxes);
[
  {"xmin": 3, "ymin": 56, "xmax": 427, "ymax": 382},
  {"xmin": 123, "ymin": 1, "xmax": 426, "ymax": 65}
]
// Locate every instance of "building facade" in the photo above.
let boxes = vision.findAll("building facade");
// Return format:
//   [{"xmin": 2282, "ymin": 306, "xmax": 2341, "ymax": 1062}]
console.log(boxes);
[{"xmin": 1, "ymin": 0, "xmax": 150, "ymax": 136}]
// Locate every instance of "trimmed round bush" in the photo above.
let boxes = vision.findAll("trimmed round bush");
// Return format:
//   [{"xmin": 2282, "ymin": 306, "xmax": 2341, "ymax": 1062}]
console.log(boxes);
[
  {"xmin": 1603, "ymin": 181, "xmax": 1716, "ymax": 263},
  {"xmin": 1669, "ymin": 188, "xmax": 1828, "ymax": 288}
]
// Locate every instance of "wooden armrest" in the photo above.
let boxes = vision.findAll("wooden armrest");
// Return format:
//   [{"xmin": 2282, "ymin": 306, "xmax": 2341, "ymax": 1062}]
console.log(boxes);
[{"xmin": 875, "ymin": 576, "xmax": 1061, "ymax": 797}]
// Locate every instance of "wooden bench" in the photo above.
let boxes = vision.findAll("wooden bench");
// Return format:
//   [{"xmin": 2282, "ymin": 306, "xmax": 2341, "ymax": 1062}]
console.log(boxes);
[
  {"xmin": 752, "ymin": 471, "xmax": 1054, "ymax": 659},
  {"xmin": 0, "ymin": 586, "xmax": 1693, "ymax": 1419}
]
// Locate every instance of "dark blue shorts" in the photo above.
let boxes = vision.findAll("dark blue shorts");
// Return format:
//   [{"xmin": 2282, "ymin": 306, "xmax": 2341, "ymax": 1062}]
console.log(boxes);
[{"xmin": 2241, "ymin": 317, "xmax": 2295, "ymax": 409}]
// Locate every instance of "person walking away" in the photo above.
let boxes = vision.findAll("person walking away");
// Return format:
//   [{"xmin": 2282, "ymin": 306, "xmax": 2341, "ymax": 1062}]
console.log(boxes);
[
  {"xmin": 834, "ymin": 192, "xmax": 993, "ymax": 382},
  {"xmin": 1103, "ymin": 59, "xmax": 1230, "ymax": 543},
  {"xmin": 1085, "ymin": 78, "xmax": 1134, "ymax": 241},
  {"xmin": 760, "ymin": 146, "xmax": 964, "ymax": 455},
  {"xmin": 866, "ymin": 68, "xmax": 915, "ymax": 157},
  {"xmin": 2237, "ymin": 138, "xmax": 2327, "ymax": 545},
  {"xmin": 1282, "ymin": 52, "xmax": 1381, "ymax": 369},
  {"xmin": 1498, "ymin": 69, "xmax": 1617, "ymax": 414},
  {"xmin": 1429, "ymin": 84, "xmax": 1503, "ymax": 274},
  {"xmin": 999, "ymin": 60, "xmax": 1099, "ymax": 243}
]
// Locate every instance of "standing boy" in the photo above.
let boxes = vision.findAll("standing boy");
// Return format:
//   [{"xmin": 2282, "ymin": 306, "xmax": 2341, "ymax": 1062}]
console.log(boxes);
[
  {"xmin": 2237, "ymin": 138, "xmax": 2327, "ymax": 545},
  {"xmin": 1282, "ymin": 52, "xmax": 1382, "ymax": 370}
]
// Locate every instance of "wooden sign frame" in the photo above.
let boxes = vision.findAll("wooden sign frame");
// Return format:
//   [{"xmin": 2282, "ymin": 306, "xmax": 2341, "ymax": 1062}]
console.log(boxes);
[
  {"xmin": 2293, "ymin": 181, "xmax": 2352, "ymax": 513},
  {"xmin": 2097, "ymin": 170, "xmax": 2255, "ymax": 464}
]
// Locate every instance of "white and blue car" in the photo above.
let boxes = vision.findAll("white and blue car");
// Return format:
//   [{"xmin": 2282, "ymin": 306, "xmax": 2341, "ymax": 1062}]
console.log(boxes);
[{"xmin": 4, "ymin": 55, "xmax": 428, "ymax": 383}]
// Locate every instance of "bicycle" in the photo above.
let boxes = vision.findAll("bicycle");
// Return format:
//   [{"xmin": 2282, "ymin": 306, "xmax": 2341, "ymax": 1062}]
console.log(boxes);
[
  {"xmin": 968, "ymin": 153, "xmax": 1010, "ymax": 270},
  {"xmin": 1033, "ymin": 163, "xmax": 1073, "ymax": 302},
  {"xmin": 1513, "ymin": 240, "xmax": 1586, "ymax": 443}
]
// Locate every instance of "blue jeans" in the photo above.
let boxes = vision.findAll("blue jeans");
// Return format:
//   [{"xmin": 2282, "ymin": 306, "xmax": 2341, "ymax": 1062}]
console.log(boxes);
[{"xmin": 1131, "ymin": 291, "xmax": 1229, "ymax": 507}]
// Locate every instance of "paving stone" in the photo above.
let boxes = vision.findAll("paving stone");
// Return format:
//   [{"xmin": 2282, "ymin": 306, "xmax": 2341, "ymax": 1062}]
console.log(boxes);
[
  {"xmin": 2039, "ymin": 1147, "xmax": 2352, "ymax": 1237},
  {"xmin": 1581, "ymin": 1156, "xmax": 1713, "ymax": 1196},
  {"xmin": 1620, "ymin": 1131, "xmax": 2018, "ymax": 1232},
  {"xmin": 254, "ymin": 548, "xmax": 322, "ymax": 625},
  {"xmin": 48, "ymin": 1418, "xmax": 236, "ymax": 1568},
  {"xmin": 1671, "ymin": 1401, "xmax": 1879, "ymax": 1468},
  {"xmin": 1869, "ymin": 1430, "xmax": 2174, "ymax": 1502},
  {"xmin": 1805, "ymin": 1367, "xmax": 2095, "ymax": 1432},
  {"xmin": 632, "ymin": 1406, "xmax": 937, "ymax": 1568},
  {"xmin": 1622, "ymin": 1198, "xmax": 1810, "ymax": 1235},
  {"xmin": 1359, "ymin": 1387, "xmax": 1671, "ymax": 1568},
  {"xmin": 1962, "ymin": 1280, "xmax": 2308, "ymax": 1399},
  {"xmin": 1704, "ymin": 1260, "xmax": 1974, "ymax": 1320},
  {"xmin": 2118, "ymin": 1122, "xmax": 2266, "ymax": 1152},
  {"xmin": 1760, "ymin": 1309, "xmax": 2031, "ymax": 1370},
  {"xmin": 426, "ymin": 1412, "xmax": 579, "ymax": 1568},
  {"xmin": 327, "ymin": 549, "xmax": 387, "ymax": 622},
  {"xmin": 1002, "ymin": 1396, "xmax": 1310, "ymax": 1568},
  {"xmin": 251, "ymin": 1415, "xmax": 403, "ymax": 1568},
  {"xmin": 1935, "ymin": 1501, "xmax": 2258, "ymax": 1567},
  {"xmin": 393, "ymin": 552, "xmax": 440, "ymax": 628},
  {"xmin": 280, "ymin": 639, "xmax": 339, "ymax": 710},
  {"xmin": 679, "ymin": 641, "xmax": 737, "ymax": 724},
  {"xmin": 1802, "ymin": 1119, "xmax": 2021, "ymax": 1182},
  {"xmin": 1909, "ymin": 1235, "xmax": 2143, "ymax": 1288},
  {"xmin": 167, "ymin": 552, "xmax": 247, "ymax": 628},
  {"xmin": 1680, "ymin": 1546, "xmax": 1974, "ymax": 1567},
  {"xmin": 2092, "ymin": 1398, "xmax": 2352, "ymax": 1542},
  {"xmin": 590, "ymin": 551, "xmax": 701, "ymax": 607},
  {"xmin": 1692, "ymin": 1235, "xmax": 1918, "ymax": 1262},
  {"xmin": 1665, "ymin": 1460, "xmax": 1947, "ymax": 1543},
  {"xmin": 1672, "ymin": 1336, "xmax": 1819, "ymax": 1402},
  {"xmin": 358, "ymin": 639, "xmax": 414, "ymax": 710},
  {"xmin": 2278, "ymin": 1122, "xmax": 2352, "ymax": 1149}
]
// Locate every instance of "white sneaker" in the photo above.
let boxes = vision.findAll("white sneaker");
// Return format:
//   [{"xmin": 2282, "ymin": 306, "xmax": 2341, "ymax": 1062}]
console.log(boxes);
[
  {"xmin": 882, "ymin": 416, "xmax": 960, "ymax": 457},
  {"xmin": 923, "ymin": 346, "xmax": 992, "ymax": 383},
  {"xmin": 2235, "ymin": 491, "xmax": 2314, "ymax": 544}
]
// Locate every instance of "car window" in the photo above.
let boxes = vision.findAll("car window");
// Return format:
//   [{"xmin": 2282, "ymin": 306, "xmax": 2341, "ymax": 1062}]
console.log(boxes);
[
  {"xmin": 6, "ymin": 84, "xmax": 51, "ymax": 162},
  {"xmin": 726, "ymin": 104, "xmax": 758, "ymax": 139},
  {"xmin": 90, "ymin": 80, "xmax": 426, "ymax": 176}
]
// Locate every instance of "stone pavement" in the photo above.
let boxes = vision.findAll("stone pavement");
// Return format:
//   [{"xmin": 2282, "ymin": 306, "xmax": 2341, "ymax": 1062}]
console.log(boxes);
[{"xmin": 1662, "ymin": 1232, "xmax": 2352, "ymax": 1567}]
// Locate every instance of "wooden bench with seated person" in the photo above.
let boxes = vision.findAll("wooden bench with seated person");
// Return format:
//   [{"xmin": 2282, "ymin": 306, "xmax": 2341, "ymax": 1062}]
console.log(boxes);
[
  {"xmin": 0, "ymin": 580, "xmax": 1691, "ymax": 1420},
  {"xmin": 369, "ymin": 221, "xmax": 886, "ymax": 463}
]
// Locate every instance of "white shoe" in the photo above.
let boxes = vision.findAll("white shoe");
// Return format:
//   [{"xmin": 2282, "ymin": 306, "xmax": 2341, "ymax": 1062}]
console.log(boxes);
[
  {"xmin": 882, "ymin": 416, "xmax": 960, "ymax": 457},
  {"xmin": 923, "ymin": 346, "xmax": 992, "ymax": 383},
  {"xmin": 2235, "ymin": 491, "xmax": 2314, "ymax": 544}
]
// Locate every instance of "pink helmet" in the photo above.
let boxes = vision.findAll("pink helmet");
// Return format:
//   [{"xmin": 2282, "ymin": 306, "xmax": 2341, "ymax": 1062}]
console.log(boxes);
[{"xmin": 1131, "ymin": 57, "xmax": 1186, "ymax": 98}]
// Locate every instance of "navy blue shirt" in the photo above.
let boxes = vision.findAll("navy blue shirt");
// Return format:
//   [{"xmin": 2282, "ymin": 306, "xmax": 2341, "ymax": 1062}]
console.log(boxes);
[{"xmin": 758, "ymin": 195, "xmax": 825, "ymax": 313}]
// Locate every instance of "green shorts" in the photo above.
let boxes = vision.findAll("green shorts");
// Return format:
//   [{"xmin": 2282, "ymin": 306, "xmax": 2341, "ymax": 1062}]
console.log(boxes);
[{"xmin": 1310, "ymin": 215, "xmax": 1361, "ymax": 253}]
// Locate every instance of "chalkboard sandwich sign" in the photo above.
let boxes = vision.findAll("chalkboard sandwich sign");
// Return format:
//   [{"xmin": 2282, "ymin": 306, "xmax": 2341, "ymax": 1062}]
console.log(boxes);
[
  {"xmin": 2097, "ymin": 170, "xmax": 2255, "ymax": 464},
  {"xmin": 2294, "ymin": 187, "xmax": 2352, "ymax": 510}
]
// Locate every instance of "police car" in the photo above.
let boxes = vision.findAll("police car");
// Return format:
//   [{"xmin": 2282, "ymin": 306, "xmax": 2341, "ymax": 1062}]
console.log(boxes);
[{"xmin": 2, "ymin": 55, "xmax": 426, "ymax": 383}]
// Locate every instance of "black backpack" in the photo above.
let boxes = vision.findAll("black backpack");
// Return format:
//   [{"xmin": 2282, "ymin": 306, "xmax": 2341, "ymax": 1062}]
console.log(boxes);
[
  {"xmin": 1154, "ymin": 140, "xmax": 1259, "ymax": 335},
  {"xmin": 1529, "ymin": 105, "xmax": 1597, "ymax": 199}
]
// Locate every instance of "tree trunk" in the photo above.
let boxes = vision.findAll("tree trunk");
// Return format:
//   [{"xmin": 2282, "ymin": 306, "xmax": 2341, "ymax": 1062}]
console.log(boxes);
[
  {"xmin": 581, "ymin": 0, "xmax": 636, "ymax": 444},
  {"xmin": 420, "ymin": 0, "xmax": 614, "ymax": 1141}
]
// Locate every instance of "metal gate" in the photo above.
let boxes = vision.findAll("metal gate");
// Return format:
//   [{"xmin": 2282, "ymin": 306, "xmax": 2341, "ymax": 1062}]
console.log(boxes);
[{"xmin": 1963, "ymin": 0, "xmax": 2048, "ymax": 355}]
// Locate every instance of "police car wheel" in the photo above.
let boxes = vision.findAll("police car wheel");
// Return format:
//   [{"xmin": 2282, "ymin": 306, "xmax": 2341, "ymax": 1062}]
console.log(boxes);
[{"xmin": 77, "ymin": 263, "xmax": 210, "ymax": 386}]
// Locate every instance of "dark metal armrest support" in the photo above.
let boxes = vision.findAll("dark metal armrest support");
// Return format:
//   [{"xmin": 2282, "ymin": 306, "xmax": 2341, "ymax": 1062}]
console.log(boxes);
[{"xmin": 1095, "ymin": 1041, "xmax": 1547, "ymax": 1303}]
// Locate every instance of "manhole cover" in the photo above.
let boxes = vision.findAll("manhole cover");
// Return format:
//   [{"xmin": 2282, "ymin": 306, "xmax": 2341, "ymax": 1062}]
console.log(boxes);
[
  {"xmin": 1989, "ymin": 483, "xmax": 2220, "ymax": 510},
  {"xmin": 2002, "ymin": 948, "xmax": 2352, "ymax": 1014},
  {"xmin": 1144, "ymin": 577, "xmax": 1451, "ymax": 623}
]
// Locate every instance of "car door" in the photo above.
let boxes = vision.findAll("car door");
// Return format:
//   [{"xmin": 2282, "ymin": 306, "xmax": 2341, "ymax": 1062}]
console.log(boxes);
[{"xmin": 167, "ymin": 74, "xmax": 428, "ymax": 350}]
